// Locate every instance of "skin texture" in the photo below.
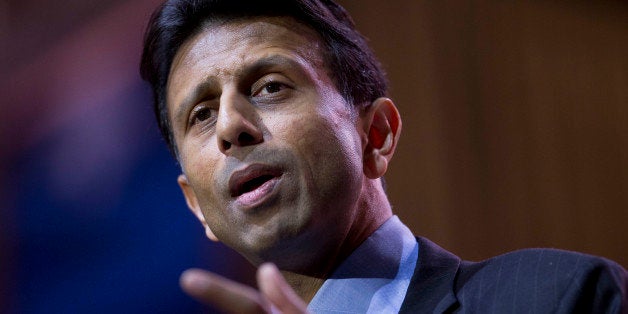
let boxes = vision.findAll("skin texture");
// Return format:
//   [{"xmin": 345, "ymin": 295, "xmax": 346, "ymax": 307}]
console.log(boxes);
[{"xmin": 166, "ymin": 17, "xmax": 402, "ymax": 311}]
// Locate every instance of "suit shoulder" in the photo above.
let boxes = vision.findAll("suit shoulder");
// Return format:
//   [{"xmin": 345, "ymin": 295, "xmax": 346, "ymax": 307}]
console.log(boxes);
[
  {"xmin": 455, "ymin": 248, "xmax": 627, "ymax": 313},
  {"xmin": 477, "ymin": 247, "xmax": 625, "ymax": 272}
]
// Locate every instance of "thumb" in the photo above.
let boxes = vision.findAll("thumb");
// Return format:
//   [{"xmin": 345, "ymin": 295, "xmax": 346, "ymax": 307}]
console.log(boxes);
[{"xmin": 257, "ymin": 263, "xmax": 309, "ymax": 314}]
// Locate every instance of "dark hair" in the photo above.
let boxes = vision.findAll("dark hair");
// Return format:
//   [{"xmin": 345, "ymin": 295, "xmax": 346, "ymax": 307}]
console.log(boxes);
[{"xmin": 140, "ymin": 0, "xmax": 388, "ymax": 156}]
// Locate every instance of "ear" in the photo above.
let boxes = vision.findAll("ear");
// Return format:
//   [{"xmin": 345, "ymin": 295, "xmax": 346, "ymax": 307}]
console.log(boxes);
[
  {"xmin": 177, "ymin": 174, "xmax": 219, "ymax": 242},
  {"xmin": 360, "ymin": 97, "xmax": 402, "ymax": 179}
]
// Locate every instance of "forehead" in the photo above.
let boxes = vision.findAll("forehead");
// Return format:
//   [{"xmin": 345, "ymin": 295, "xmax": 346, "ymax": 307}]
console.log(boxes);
[
  {"xmin": 169, "ymin": 17, "xmax": 324, "ymax": 83},
  {"xmin": 166, "ymin": 16, "xmax": 327, "ymax": 109}
]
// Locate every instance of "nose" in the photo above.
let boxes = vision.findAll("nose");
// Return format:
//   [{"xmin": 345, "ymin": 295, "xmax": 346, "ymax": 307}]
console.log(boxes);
[{"xmin": 215, "ymin": 91, "xmax": 263, "ymax": 154}]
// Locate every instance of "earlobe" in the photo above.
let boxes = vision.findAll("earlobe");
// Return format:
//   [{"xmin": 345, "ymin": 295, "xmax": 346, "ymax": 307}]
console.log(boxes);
[
  {"xmin": 361, "ymin": 97, "xmax": 402, "ymax": 179},
  {"xmin": 177, "ymin": 174, "xmax": 219, "ymax": 242}
]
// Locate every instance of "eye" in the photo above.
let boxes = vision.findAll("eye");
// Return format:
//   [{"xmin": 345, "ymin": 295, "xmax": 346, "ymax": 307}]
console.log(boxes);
[
  {"xmin": 259, "ymin": 82, "xmax": 285, "ymax": 95},
  {"xmin": 251, "ymin": 76, "xmax": 291, "ymax": 98},
  {"xmin": 189, "ymin": 104, "xmax": 217, "ymax": 127}
]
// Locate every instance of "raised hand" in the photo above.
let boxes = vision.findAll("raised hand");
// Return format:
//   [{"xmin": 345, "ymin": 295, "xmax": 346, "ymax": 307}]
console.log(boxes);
[{"xmin": 180, "ymin": 263, "xmax": 310, "ymax": 313}]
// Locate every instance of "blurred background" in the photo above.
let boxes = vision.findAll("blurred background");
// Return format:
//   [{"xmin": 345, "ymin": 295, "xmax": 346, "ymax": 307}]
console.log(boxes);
[{"xmin": 1, "ymin": 0, "xmax": 627, "ymax": 312}]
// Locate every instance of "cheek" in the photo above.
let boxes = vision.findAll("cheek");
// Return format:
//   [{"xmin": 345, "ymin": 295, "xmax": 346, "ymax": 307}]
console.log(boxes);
[
  {"xmin": 289, "ymin": 111, "xmax": 364, "ymax": 193},
  {"xmin": 180, "ymin": 142, "xmax": 222, "ymax": 205}
]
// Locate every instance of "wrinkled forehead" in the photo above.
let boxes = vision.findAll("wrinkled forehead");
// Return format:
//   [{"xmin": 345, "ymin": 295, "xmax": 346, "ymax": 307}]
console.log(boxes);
[
  {"xmin": 165, "ymin": 16, "xmax": 336, "ymax": 125},
  {"xmin": 169, "ymin": 16, "xmax": 327, "ymax": 80}
]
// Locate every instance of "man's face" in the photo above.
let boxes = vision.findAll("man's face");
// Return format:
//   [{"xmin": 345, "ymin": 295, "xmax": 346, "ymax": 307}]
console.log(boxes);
[{"xmin": 166, "ymin": 18, "xmax": 367, "ymax": 267}]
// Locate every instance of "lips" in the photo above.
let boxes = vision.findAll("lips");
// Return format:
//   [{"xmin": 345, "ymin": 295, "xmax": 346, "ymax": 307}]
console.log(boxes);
[{"xmin": 228, "ymin": 164, "xmax": 283, "ymax": 207}]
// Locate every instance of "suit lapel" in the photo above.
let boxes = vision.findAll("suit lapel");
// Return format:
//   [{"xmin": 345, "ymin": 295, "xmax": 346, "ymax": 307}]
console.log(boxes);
[{"xmin": 400, "ymin": 236, "xmax": 461, "ymax": 313}]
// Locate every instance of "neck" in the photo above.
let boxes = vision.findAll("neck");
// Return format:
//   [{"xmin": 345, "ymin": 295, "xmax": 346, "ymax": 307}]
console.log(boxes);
[
  {"xmin": 280, "ymin": 271, "xmax": 326, "ymax": 303},
  {"xmin": 279, "ymin": 178, "xmax": 393, "ymax": 302}
]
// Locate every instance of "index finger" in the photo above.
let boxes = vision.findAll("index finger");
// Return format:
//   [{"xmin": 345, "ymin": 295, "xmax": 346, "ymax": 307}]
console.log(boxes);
[{"xmin": 180, "ymin": 268, "xmax": 272, "ymax": 313}]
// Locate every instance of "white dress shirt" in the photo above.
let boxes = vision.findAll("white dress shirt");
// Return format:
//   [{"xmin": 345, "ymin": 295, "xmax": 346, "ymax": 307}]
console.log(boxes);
[{"xmin": 307, "ymin": 216, "xmax": 419, "ymax": 313}]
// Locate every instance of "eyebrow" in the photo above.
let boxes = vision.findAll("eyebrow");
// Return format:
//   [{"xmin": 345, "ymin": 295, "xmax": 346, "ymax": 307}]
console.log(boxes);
[
  {"xmin": 243, "ymin": 54, "xmax": 305, "ymax": 80},
  {"xmin": 174, "ymin": 76, "xmax": 218, "ymax": 126},
  {"xmin": 173, "ymin": 54, "xmax": 310, "ymax": 127}
]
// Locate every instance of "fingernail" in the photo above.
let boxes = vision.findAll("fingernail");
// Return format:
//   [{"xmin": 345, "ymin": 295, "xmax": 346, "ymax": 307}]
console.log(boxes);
[
  {"xmin": 181, "ymin": 270, "xmax": 210, "ymax": 291},
  {"xmin": 260, "ymin": 263, "xmax": 277, "ymax": 275},
  {"xmin": 262, "ymin": 263, "xmax": 281, "ymax": 284}
]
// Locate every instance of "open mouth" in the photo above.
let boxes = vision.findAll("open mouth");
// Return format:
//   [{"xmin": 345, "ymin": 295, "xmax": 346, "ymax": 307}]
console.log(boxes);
[
  {"xmin": 228, "ymin": 165, "xmax": 283, "ymax": 203},
  {"xmin": 233, "ymin": 174, "xmax": 277, "ymax": 197}
]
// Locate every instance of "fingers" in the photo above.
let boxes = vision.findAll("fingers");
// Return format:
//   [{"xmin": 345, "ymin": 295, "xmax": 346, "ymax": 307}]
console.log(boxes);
[
  {"xmin": 257, "ymin": 263, "xmax": 309, "ymax": 314},
  {"xmin": 180, "ymin": 265, "xmax": 310, "ymax": 314},
  {"xmin": 180, "ymin": 268, "xmax": 271, "ymax": 313}
]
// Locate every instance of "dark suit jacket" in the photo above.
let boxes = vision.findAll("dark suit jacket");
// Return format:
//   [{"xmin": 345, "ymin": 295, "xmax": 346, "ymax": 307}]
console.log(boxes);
[{"xmin": 400, "ymin": 237, "xmax": 627, "ymax": 313}]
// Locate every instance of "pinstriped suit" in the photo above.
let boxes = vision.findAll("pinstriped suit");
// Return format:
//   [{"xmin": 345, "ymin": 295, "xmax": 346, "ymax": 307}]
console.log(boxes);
[{"xmin": 400, "ymin": 237, "xmax": 627, "ymax": 313}]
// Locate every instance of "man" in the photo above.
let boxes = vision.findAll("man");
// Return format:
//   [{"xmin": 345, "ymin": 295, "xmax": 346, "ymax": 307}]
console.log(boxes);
[{"xmin": 140, "ymin": 0, "xmax": 627, "ymax": 312}]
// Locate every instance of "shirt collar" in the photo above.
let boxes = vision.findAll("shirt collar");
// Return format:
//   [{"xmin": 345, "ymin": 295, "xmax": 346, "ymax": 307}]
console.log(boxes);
[{"xmin": 307, "ymin": 215, "xmax": 419, "ymax": 313}]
